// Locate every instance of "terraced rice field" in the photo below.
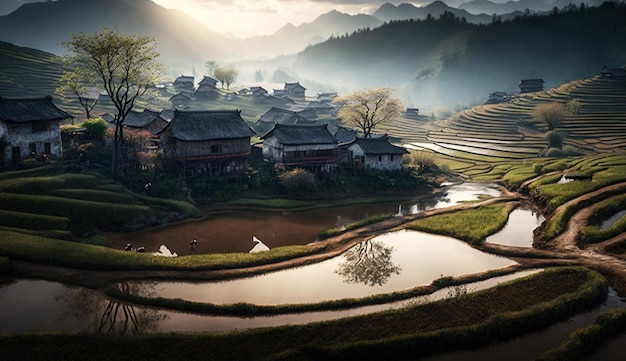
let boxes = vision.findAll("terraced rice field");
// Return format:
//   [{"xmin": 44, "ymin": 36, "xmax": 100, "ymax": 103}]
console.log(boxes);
[{"xmin": 382, "ymin": 76, "xmax": 626, "ymax": 169}]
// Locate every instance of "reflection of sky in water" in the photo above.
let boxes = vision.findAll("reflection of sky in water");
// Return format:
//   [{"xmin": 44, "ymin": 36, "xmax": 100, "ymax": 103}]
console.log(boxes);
[
  {"xmin": 486, "ymin": 206, "xmax": 545, "ymax": 248},
  {"xmin": 134, "ymin": 230, "xmax": 516, "ymax": 305},
  {"xmin": 600, "ymin": 210, "xmax": 626, "ymax": 230}
]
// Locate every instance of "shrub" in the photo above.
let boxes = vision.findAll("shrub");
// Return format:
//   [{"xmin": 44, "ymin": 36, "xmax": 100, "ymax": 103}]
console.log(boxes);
[
  {"xmin": 81, "ymin": 117, "xmax": 109, "ymax": 140},
  {"xmin": 278, "ymin": 168, "xmax": 317, "ymax": 193},
  {"xmin": 545, "ymin": 131, "xmax": 563, "ymax": 149}
]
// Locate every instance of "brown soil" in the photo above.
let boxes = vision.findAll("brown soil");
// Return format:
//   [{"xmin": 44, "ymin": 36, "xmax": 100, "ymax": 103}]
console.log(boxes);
[{"xmin": 6, "ymin": 183, "xmax": 626, "ymax": 295}]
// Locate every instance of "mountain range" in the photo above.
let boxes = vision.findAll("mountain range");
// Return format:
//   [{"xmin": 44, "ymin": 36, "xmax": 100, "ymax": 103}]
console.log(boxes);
[
  {"xmin": 0, "ymin": 0, "xmax": 598, "ymax": 66},
  {"xmin": 0, "ymin": 0, "xmax": 623, "ymax": 107}
]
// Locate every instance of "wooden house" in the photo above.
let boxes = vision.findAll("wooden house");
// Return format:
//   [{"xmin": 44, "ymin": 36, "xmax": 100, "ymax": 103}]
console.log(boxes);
[
  {"xmin": 519, "ymin": 79, "xmax": 544, "ymax": 93},
  {"xmin": 284, "ymin": 82, "xmax": 306, "ymax": 98},
  {"xmin": 169, "ymin": 92, "xmax": 192, "ymax": 109},
  {"xmin": 257, "ymin": 107, "xmax": 314, "ymax": 133},
  {"xmin": 317, "ymin": 92, "xmax": 338, "ymax": 102},
  {"xmin": 341, "ymin": 135, "xmax": 408, "ymax": 171},
  {"xmin": 123, "ymin": 108, "xmax": 170, "ymax": 136},
  {"xmin": 159, "ymin": 110, "xmax": 255, "ymax": 178},
  {"xmin": 0, "ymin": 96, "xmax": 72, "ymax": 169},
  {"xmin": 194, "ymin": 76, "xmax": 219, "ymax": 99},
  {"xmin": 173, "ymin": 75, "xmax": 195, "ymax": 92},
  {"xmin": 601, "ymin": 66, "xmax": 626, "ymax": 80},
  {"xmin": 250, "ymin": 86, "xmax": 268, "ymax": 99},
  {"xmin": 306, "ymin": 100, "xmax": 334, "ymax": 115},
  {"xmin": 261, "ymin": 123, "xmax": 338, "ymax": 172},
  {"xmin": 404, "ymin": 108, "xmax": 420, "ymax": 118}
]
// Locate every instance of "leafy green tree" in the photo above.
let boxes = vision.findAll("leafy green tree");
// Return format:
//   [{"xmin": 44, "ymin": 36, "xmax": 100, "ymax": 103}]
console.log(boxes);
[
  {"xmin": 213, "ymin": 67, "xmax": 238, "ymax": 89},
  {"xmin": 81, "ymin": 117, "xmax": 109, "ymax": 140},
  {"xmin": 533, "ymin": 102, "xmax": 566, "ymax": 131},
  {"xmin": 55, "ymin": 69, "xmax": 99, "ymax": 119},
  {"xmin": 545, "ymin": 130, "xmax": 564, "ymax": 149},
  {"xmin": 62, "ymin": 28, "xmax": 164, "ymax": 180},
  {"xmin": 334, "ymin": 87, "xmax": 403, "ymax": 138}
]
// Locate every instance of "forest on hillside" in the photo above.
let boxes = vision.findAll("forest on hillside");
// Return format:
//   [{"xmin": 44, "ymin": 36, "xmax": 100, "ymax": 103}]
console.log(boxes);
[{"xmin": 293, "ymin": 2, "xmax": 626, "ymax": 106}]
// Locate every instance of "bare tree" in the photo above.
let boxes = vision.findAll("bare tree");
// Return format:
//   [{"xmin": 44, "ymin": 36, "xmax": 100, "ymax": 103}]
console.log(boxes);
[
  {"xmin": 533, "ymin": 102, "xmax": 567, "ymax": 131},
  {"xmin": 62, "ymin": 28, "xmax": 164, "ymax": 180},
  {"xmin": 55, "ymin": 69, "xmax": 99, "ymax": 120},
  {"xmin": 334, "ymin": 87, "xmax": 403, "ymax": 137},
  {"xmin": 335, "ymin": 239, "xmax": 401, "ymax": 286}
]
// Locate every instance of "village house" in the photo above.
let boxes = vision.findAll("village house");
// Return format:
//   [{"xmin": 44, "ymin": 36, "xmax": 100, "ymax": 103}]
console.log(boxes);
[
  {"xmin": 284, "ymin": 82, "xmax": 306, "ymax": 99},
  {"xmin": 341, "ymin": 135, "xmax": 409, "ymax": 171},
  {"xmin": 601, "ymin": 66, "xmax": 626, "ymax": 80},
  {"xmin": 173, "ymin": 75, "xmax": 195, "ymax": 93},
  {"xmin": 169, "ymin": 92, "xmax": 192, "ymax": 109},
  {"xmin": 256, "ymin": 107, "xmax": 314, "ymax": 133},
  {"xmin": 306, "ymin": 100, "xmax": 335, "ymax": 115},
  {"xmin": 158, "ymin": 109, "xmax": 255, "ymax": 179},
  {"xmin": 194, "ymin": 76, "xmax": 219, "ymax": 99},
  {"xmin": 519, "ymin": 79, "xmax": 544, "ymax": 93},
  {"xmin": 0, "ymin": 96, "xmax": 72, "ymax": 169},
  {"xmin": 317, "ymin": 92, "xmax": 338, "ymax": 102},
  {"xmin": 123, "ymin": 108, "xmax": 170, "ymax": 136},
  {"xmin": 404, "ymin": 107, "xmax": 420, "ymax": 118},
  {"xmin": 261, "ymin": 123, "xmax": 338, "ymax": 172}
]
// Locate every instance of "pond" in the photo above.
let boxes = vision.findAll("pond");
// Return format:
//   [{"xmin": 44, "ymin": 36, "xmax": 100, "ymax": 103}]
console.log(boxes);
[
  {"xmin": 599, "ymin": 209, "xmax": 626, "ymax": 230},
  {"xmin": 107, "ymin": 182, "xmax": 503, "ymax": 255},
  {"xmin": 124, "ymin": 230, "xmax": 517, "ymax": 305}
]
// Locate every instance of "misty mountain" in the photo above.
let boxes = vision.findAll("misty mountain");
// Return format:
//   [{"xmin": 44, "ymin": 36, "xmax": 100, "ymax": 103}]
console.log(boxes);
[
  {"xmin": 241, "ymin": 10, "xmax": 383, "ymax": 59},
  {"xmin": 457, "ymin": 0, "xmax": 605, "ymax": 15},
  {"xmin": 458, "ymin": 0, "xmax": 552, "ymax": 15},
  {"xmin": 373, "ymin": 1, "xmax": 492, "ymax": 24},
  {"xmin": 292, "ymin": 2, "xmax": 626, "ymax": 106},
  {"xmin": 0, "ymin": 0, "xmax": 240, "ymax": 74}
]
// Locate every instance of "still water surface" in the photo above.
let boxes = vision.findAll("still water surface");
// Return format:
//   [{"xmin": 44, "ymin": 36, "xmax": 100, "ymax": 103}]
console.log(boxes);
[
  {"xmin": 107, "ymin": 182, "xmax": 503, "ymax": 255},
  {"xmin": 125, "ymin": 230, "xmax": 517, "ymax": 305}
]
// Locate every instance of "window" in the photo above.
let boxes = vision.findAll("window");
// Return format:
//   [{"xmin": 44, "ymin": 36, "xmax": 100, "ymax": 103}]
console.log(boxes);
[
  {"xmin": 29, "ymin": 143, "xmax": 36, "ymax": 155},
  {"xmin": 211, "ymin": 144, "xmax": 222, "ymax": 153},
  {"xmin": 44, "ymin": 143, "xmax": 51, "ymax": 154},
  {"xmin": 32, "ymin": 122, "xmax": 49, "ymax": 133}
]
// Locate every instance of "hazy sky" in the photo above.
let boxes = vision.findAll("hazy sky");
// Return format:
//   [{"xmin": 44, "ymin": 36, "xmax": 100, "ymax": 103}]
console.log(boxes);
[{"xmin": 151, "ymin": 0, "xmax": 434, "ymax": 38}]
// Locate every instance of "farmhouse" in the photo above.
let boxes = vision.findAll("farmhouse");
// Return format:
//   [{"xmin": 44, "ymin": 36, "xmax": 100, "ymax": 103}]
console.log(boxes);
[
  {"xmin": 284, "ymin": 82, "xmax": 306, "ymax": 98},
  {"xmin": 194, "ymin": 76, "xmax": 219, "ymax": 99},
  {"xmin": 169, "ymin": 92, "xmax": 192, "ymax": 109},
  {"xmin": 159, "ymin": 109, "xmax": 255, "ymax": 179},
  {"xmin": 519, "ymin": 79, "xmax": 544, "ymax": 93},
  {"xmin": 173, "ymin": 75, "xmax": 195, "ymax": 92},
  {"xmin": 601, "ymin": 66, "xmax": 626, "ymax": 80},
  {"xmin": 257, "ymin": 107, "xmax": 314, "ymax": 133},
  {"xmin": 261, "ymin": 123, "xmax": 338, "ymax": 172},
  {"xmin": 341, "ymin": 135, "xmax": 408, "ymax": 171},
  {"xmin": 123, "ymin": 108, "xmax": 170, "ymax": 135},
  {"xmin": 0, "ymin": 96, "xmax": 72, "ymax": 169},
  {"xmin": 404, "ymin": 108, "xmax": 420, "ymax": 118}
]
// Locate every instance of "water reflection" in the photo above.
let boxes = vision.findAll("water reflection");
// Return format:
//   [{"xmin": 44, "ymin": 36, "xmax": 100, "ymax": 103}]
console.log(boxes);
[
  {"xmin": 0, "ymin": 280, "xmax": 168, "ymax": 335},
  {"xmin": 125, "ymin": 231, "xmax": 517, "ymax": 305},
  {"xmin": 486, "ymin": 205, "xmax": 544, "ymax": 248},
  {"xmin": 55, "ymin": 282, "xmax": 167, "ymax": 335},
  {"xmin": 599, "ymin": 210, "xmax": 626, "ymax": 230},
  {"xmin": 335, "ymin": 239, "xmax": 401, "ymax": 286}
]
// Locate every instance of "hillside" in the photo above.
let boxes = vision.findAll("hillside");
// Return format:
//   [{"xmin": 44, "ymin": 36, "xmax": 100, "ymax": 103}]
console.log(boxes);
[
  {"xmin": 0, "ymin": 41, "xmax": 64, "ymax": 98},
  {"xmin": 0, "ymin": 0, "xmax": 239, "ymax": 73},
  {"xmin": 292, "ymin": 2, "xmax": 626, "ymax": 106}
]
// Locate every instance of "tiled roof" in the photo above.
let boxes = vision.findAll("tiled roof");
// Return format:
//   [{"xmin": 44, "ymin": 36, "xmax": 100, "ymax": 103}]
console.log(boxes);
[
  {"xmin": 165, "ymin": 110, "xmax": 255, "ymax": 141},
  {"xmin": 261, "ymin": 123, "xmax": 336, "ymax": 145},
  {"xmin": 0, "ymin": 96, "xmax": 72, "ymax": 123}
]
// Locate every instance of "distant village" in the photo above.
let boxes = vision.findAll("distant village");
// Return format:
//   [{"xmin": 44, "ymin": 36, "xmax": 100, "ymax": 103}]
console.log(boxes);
[{"xmin": 1, "ymin": 65, "xmax": 625, "ymax": 181}]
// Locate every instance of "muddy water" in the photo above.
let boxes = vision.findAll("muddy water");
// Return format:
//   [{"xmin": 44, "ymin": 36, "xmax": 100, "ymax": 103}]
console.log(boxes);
[{"xmin": 107, "ymin": 182, "xmax": 502, "ymax": 255}]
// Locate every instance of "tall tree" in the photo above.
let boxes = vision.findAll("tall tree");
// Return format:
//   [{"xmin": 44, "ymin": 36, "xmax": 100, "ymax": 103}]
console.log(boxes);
[
  {"xmin": 334, "ymin": 87, "xmax": 403, "ymax": 137},
  {"xmin": 62, "ymin": 28, "xmax": 164, "ymax": 180}
]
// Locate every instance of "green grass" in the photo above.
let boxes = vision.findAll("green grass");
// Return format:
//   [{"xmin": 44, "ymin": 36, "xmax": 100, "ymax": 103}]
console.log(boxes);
[
  {"xmin": 580, "ymin": 194, "xmax": 626, "ymax": 245},
  {"xmin": 0, "ymin": 229, "xmax": 316, "ymax": 271},
  {"xmin": 409, "ymin": 203, "xmax": 512, "ymax": 244}
]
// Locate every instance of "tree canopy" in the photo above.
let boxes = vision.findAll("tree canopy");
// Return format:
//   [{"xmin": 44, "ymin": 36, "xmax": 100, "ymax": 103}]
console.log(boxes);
[
  {"xmin": 334, "ymin": 87, "xmax": 403, "ymax": 137},
  {"xmin": 62, "ymin": 28, "xmax": 164, "ymax": 180},
  {"xmin": 533, "ymin": 102, "xmax": 567, "ymax": 131}
]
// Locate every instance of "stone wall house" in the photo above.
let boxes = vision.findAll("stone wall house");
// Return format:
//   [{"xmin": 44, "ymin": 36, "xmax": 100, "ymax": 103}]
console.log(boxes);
[
  {"xmin": 261, "ymin": 123, "xmax": 338, "ymax": 172},
  {"xmin": 159, "ymin": 109, "xmax": 255, "ymax": 179},
  {"xmin": 0, "ymin": 96, "xmax": 72, "ymax": 169}
]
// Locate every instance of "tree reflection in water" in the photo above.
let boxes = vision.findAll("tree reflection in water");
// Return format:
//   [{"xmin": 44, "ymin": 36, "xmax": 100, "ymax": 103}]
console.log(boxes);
[
  {"xmin": 335, "ymin": 239, "xmax": 401, "ymax": 286},
  {"xmin": 56, "ymin": 282, "xmax": 168, "ymax": 335}
]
